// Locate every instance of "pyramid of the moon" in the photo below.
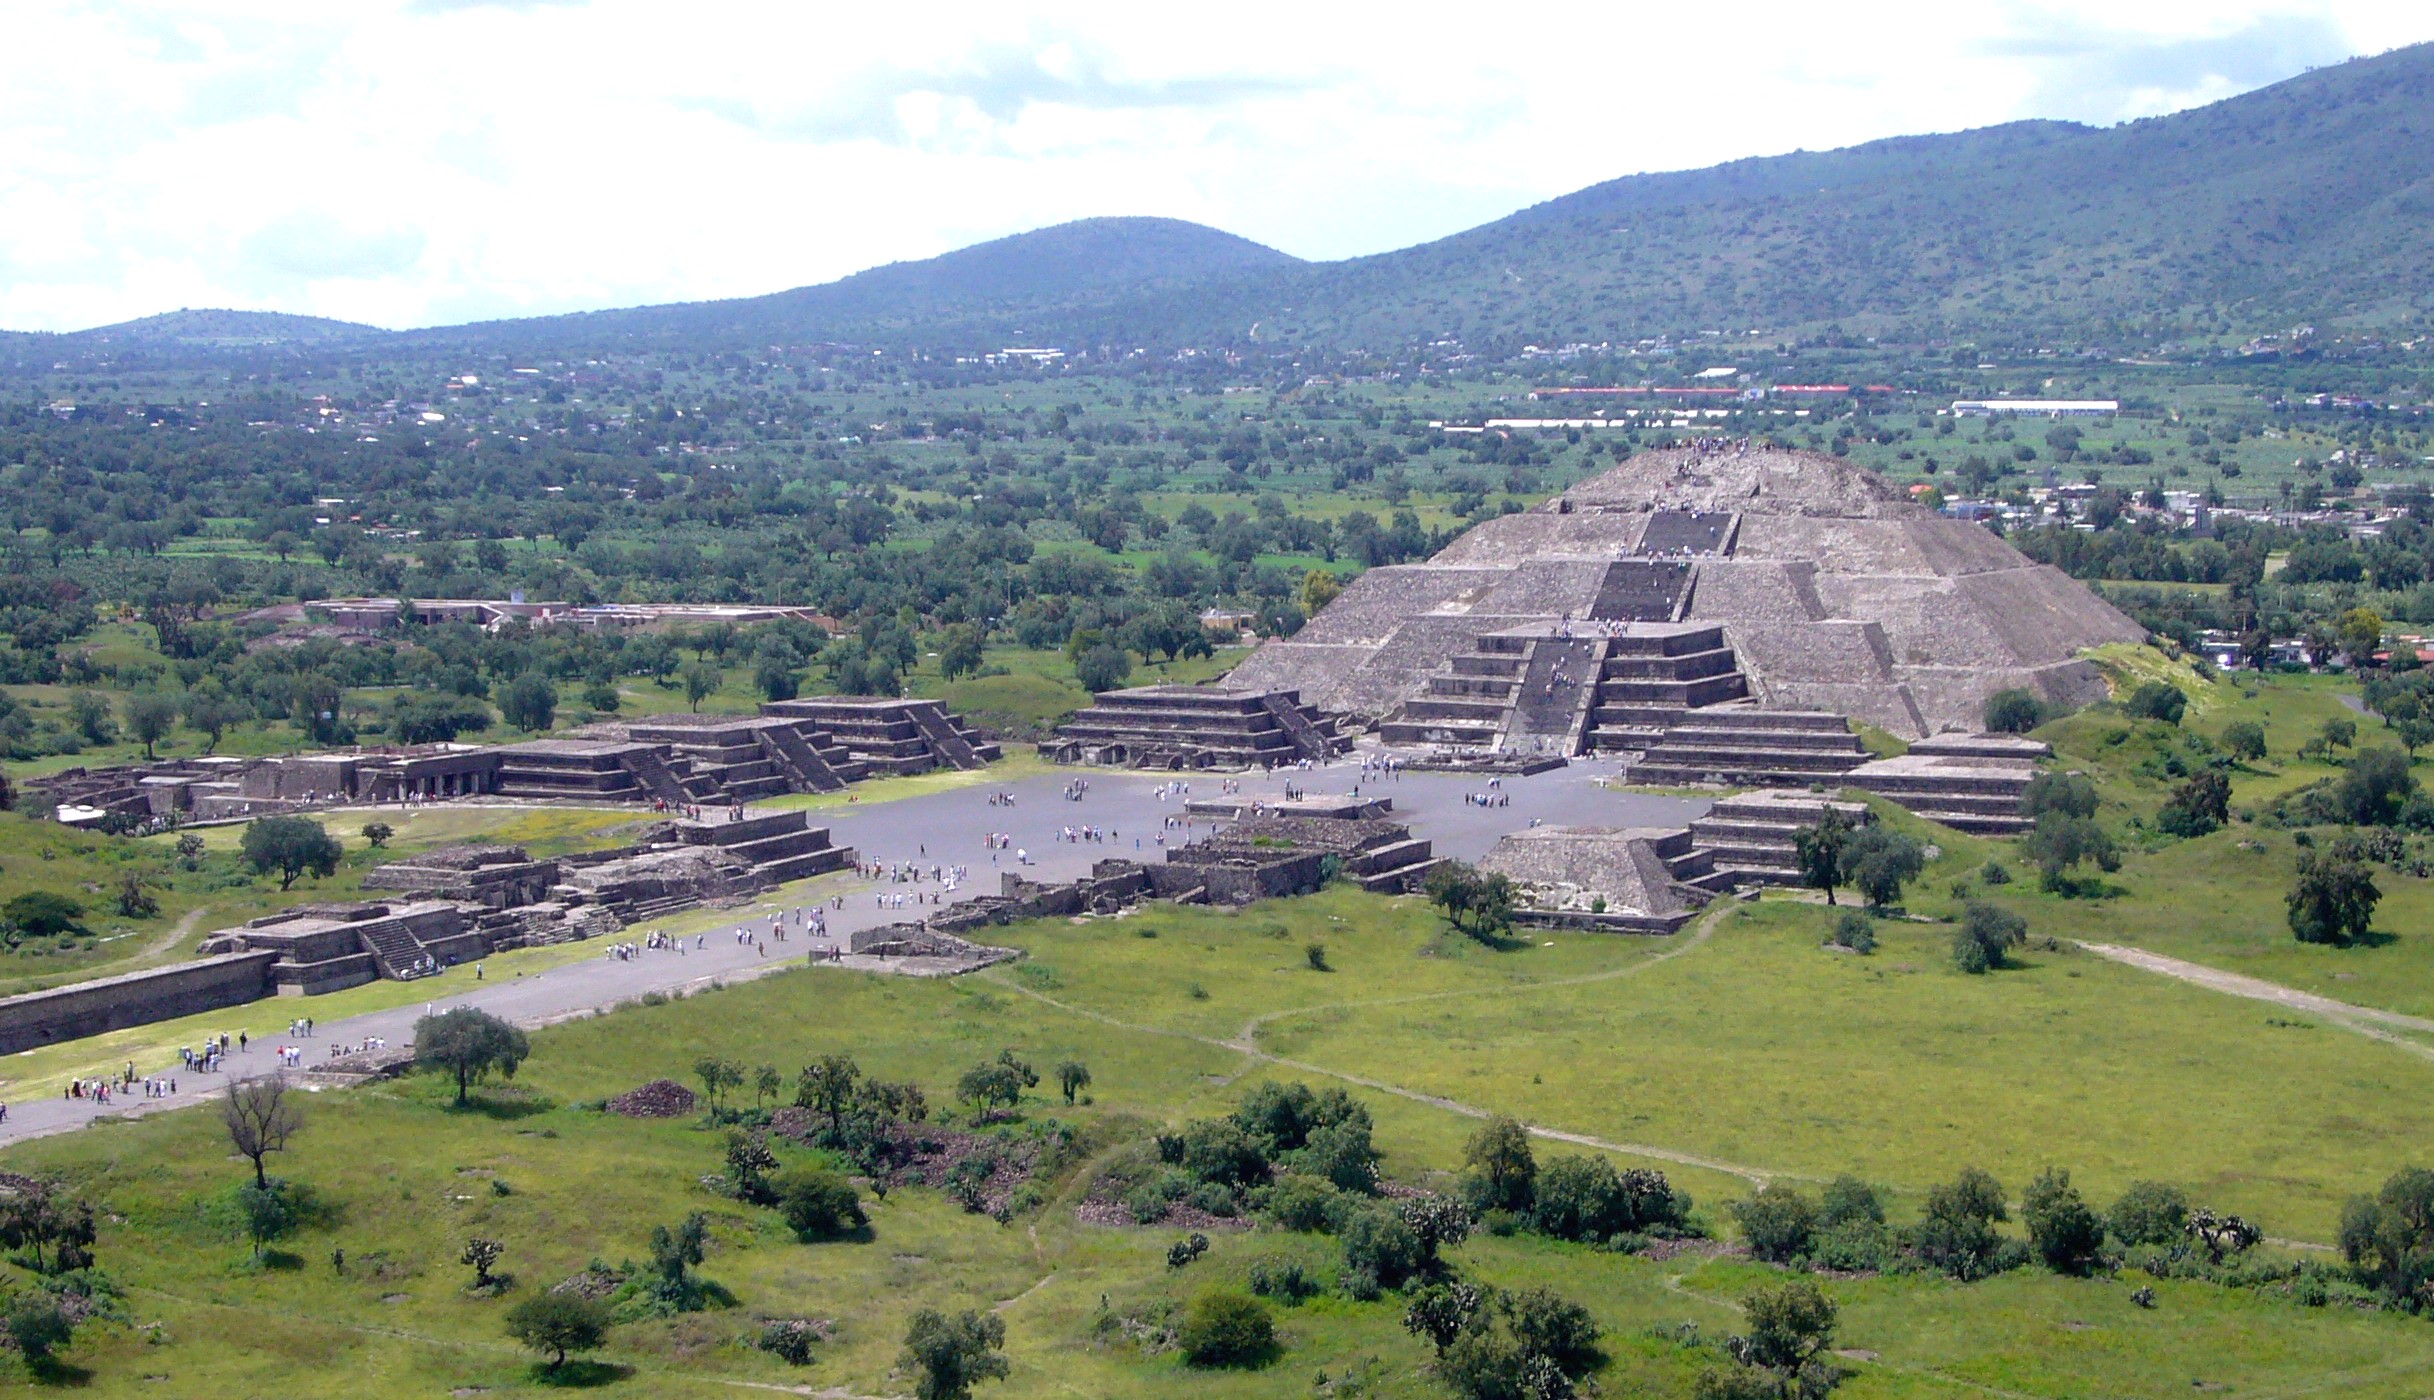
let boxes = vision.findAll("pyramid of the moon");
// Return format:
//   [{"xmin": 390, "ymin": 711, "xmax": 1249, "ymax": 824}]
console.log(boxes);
[{"xmin": 1224, "ymin": 443, "xmax": 2146, "ymax": 741}]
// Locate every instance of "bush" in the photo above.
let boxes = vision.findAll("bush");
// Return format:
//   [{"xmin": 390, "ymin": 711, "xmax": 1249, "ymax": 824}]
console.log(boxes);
[
  {"xmin": 2157, "ymin": 769, "xmax": 2232, "ymax": 837},
  {"xmin": 2108, "ymin": 1180, "xmax": 2189, "ymax": 1247},
  {"xmin": 2222, "ymin": 719, "xmax": 2268, "ymax": 761},
  {"xmin": 2288, "ymin": 850, "xmax": 2381, "ymax": 945},
  {"xmin": 3, "ymin": 1296, "xmax": 73, "ymax": 1364},
  {"xmin": 776, "ymin": 1168, "xmax": 865, "ymax": 1241},
  {"xmin": 1178, "ymin": 1289, "xmax": 1274, "ymax": 1368},
  {"xmin": 2, "ymin": 891, "xmax": 84, "ymax": 940},
  {"xmin": 1905, "ymin": 1167, "xmax": 2013, "ymax": 1280},
  {"xmin": 1952, "ymin": 901, "xmax": 2027, "ymax": 974},
  {"xmin": 1984, "ymin": 688, "xmax": 2047, "ymax": 733},
  {"xmin": 1263, "ymin": 1175, "xmax": 1344, "ymax": 1233},
  {"xmin": 758, "ymin": 1318, "xmax": 820, "ymax": 1365},
  {"xmin": 2124, "ymin": 681, "xmax": 2187, "ymax": 725},
  {"xmin": 1247, "ymin": 1255, "xmax": 1320, "ymax": 1303},
  {"xmin": 1839, "ymin": 825, "xmax": 1925, "ymax": 909},
  {"xmin": 1339, "ymin": 1205, "xmax": 1424, "ymax": 1289},
  {"xmin": 1979, "ymin": 859, "xmax": 2012, "ymax": 886},
  {"xmin": 1731, "ymin": 1183, "xmax": 1818, "ymax": 1263},
  {"xmin": 1168, "ymin": 1232, "xmax": 1210, "ymax": 1268},
  {"xmin": 505, "ymin": 1292, "xmax": 611, "ymax": 1372},
  {"xmin": 1827, "ymin": 909, "xmax": 1876, "ymax": 954},
  {"xmin": 1529, "ymin": 1156, "xmax": 1688, "ymax": 1244},
  {"xmin": 2021, "ymin": 1167, "xmax": 2104, "ymax": 1275},
  {"xmin": 2021, "ymin": 771, "xmax": 2099, "ymax": 820}
]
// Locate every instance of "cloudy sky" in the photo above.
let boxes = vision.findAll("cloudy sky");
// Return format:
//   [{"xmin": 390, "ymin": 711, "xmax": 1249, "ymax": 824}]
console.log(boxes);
[{"xmin": 1, "ymin": 1, "xmax": 2424, "ymax": 332}]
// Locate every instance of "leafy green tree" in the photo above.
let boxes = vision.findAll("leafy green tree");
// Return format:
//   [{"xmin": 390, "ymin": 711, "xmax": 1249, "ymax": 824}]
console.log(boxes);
[
  {"xmin": 2019, "ymin": 811, "xmax": 2118, "ymax": 893},
  {"xmin": 461, "ymin": 1236, "xmax": 505, "ymax": 1289},
  {"xmin": 1905, "ymin": 1167, "xmax": 2011, "ymax": 1280},
  {"xmin": 414, "ymin": 1006, "xmax": 531, "ymax": 1105},
  {"xmin": 1840, "ymin": 825, "xmax": 1925, "ymax": 909},
  {"xmin": 3, "ymin": 1296, "xmax": 74, "ymax": 1367},
  {"xmin": 2156, "ymin": 769, "xmax": 2231, "ymax": 837},
  {"xmin": 1179, "ymin": 1289, "xmax": 1274, "ymax": 1368},
  {"xmin": 725, "ymin": 1133, "xmax": 779, "ymax": 1202},
  {"xmin": 679, "ymin": 660, "xmax": 721, "ymax": 711},
  {"xmin": 1724, "ymin": 1279, "xmax": 1838, "ymax": 1397},
  {"xmin": 1056, "ymin": 1060, "xmax": 1091, "ymax": 1104},
  {"xmin": 2220, "ymin": 719, "xmax": 2267, "ymax": 761},
  {"xmin": 2020, "ymin": 770, "xmax": 2099, "ymax": 820},
  {"xmin": 495, "ymin": 671, "xmax": 556, "ymax": 733},
  {"xmin": 956, "ymin": 1059, "xmax": 1026, "ymax": 1119},
  {"xmin": 694, "ymin": 1056, "xmax": 744, "ymax": 1113},
  {"xmin": 1463, "ymin": 1116, "xmax": 1537, "ymax": 1214},
  {"xmin": 2021, "ymin": 1167, "xmax": 2104, "ymax": 1274},
  {"xmin": 360, "ymin": 821, "xmax": 394, "ymax": 848},
  {"xmin": 4, "ymin": 891, "xmax": 84, "ymax": 939},
  {"xmin": 795, "ymin": 1054, "xmax": 862, "ymax": 1140},
  {"xmin": 123, "ymin": 690, "xmax": 180, "ymax": 758},
  {"xmin": 1424, "ymin": 862, "xmax": 1517, "ymax": 941},
  {"xmin": 233, "ymin": 1180, "xmax": 296, "ymax": 1260},
  {"xmin": 2288, "ymin": 850, "xmax": 2381, "ymax": 945},
  {"xmin": 2124, "ymin": 681, "xmax": 2186, "ymax": 724},
  {"xmin": 1073, "ymin": 643, "xmax": 1132, "ymax": 693},
  {"xmin": 240, "ymin": 816, "xmax": 342, "ymax": 891},
  {"xmin": 1339, "ymin": 1205, "xmax": 1424, "ymax": 1290},
  {"xmin": 0, "ymin": 1179, "xmax": 96, "ymax": 1274},
  {"xmin": 2322, "ymin": 716, "xmax": 2358, "ymax": 750},
  {"xmin": 1793, "ymin": 809, "xmax": 1851, "ymax": 905},
  {"xmin": 1401, "ymin": 1281, "xmax": 1484, "ymax": 1354},
  {"xmin": 504, "ymin": 1292, "xmax": 609, "ymax": 1373},
  {"xmin": 2323, "ymin": 746, "xmax": 2416, "ymax": 825},
  {"xmin": 938, "ymin": 625, "xmax": 986, "ymax": 681},
  {"xmin": 2337, "ymin": 1166, "xmax": 2434, "ymax": 1307},
  {"xmin": 753, "ymin": 647, "xmax": 802, "ymax": 702},
  {"xmin": 899, "ymin": 1307, "xmax": 1009, "ymax": 1400}
]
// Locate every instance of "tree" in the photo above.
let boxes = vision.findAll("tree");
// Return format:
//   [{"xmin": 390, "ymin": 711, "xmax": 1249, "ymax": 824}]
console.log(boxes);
[
  {"xmin": 694, "ymin": 1056, "xmax": 744, "ymax": 1113},
  {"xmin": 2288, "ymin": 850, "xmax": 2380, "ymax": 945},
  {"xmin": 1983, "ymin": 688, "xmax": 2046, "ymax": 734},
  {"xmin": 753, "ymin": 649, "xmax": 802, "ymax": 703},
  {"xmin": 2021, "ymin": 1167, "xmax": 2103, "ymax": 1275},
  {"xmin": 1056, "ymin": 1060, "xmax": 1092, "ymax": 1104},
  {"xmin": 114, "ymin": 872, "xmax": 158, "ymax": 919},
  {"xmin": 938, "ymin": 625, "xmax": 986, "ymax": 681},
  {"xmin": 360, "ymin": 821, "xmax": 394, "ymax": 848},
  {"xmin": 233, "ymin": 1179, "xmax": 296, "ymax": 1260},
  {"xmin": 1906, "ymin": 1167, "xmax": 2011, "ymax": 1280},
  {"xmin": 1792, "ymin": 809, "xmax": 1851, "ymax": 905},
  {"xmin": 461, "ymin": 1236, "xmax": 505, "ymax": 1289},
  {"xmin": 2337, "ymin": 605, "xmax": 2386, "ymax": 666},
  {"xmin": 496, "ymin": 671, "xmax": 556, "ymax": 733},
  {"xmin": 777, "ymin": 1168, "xmax": 866, "ymax": 1241},
  {"xmin": 2323, "ymin": 716, "xmax": 2359, "ymax": 750},
  {"xmin": 67, "ymin": 690, "xmax": 116, "ymax": 745},
  {"xmin": 414, "ymin": 1006, "xmax": 531, "ymax": 1105},
  {"xmin": 648, "ymin": 1212, "xmax": 709, "ymax": 1304},
  {"xmin": 1424, "ymin": 862, "xmax": 1517, "ymax": 942},
  {"xmin": 0, "ymin": 1179, "xmax": 96, "ymax": 1274},
  {"xmin": 2337, "ymin": 1165, "xmax": 2434, "ymax": 1306},
  {"xmin": 1463, "ymin": 1115, "xmax": 1537, "ymax": 1214},
  {"xmin": 123, "ymin": 690, "xmax": 180, "ymax": 759},
  {"xmin": 1727, "ymin": 1279, "xmax": 1838, "ymax": 1397},
  {"xmin": 957, "ymin": 1060, "xmax": 1026, "ymax": 1119},
  {"xmin": 2185, "ymin": 1207, "xmax": 2261, "ymax": 1263},
  {"xmin": 1952, "ymin": 900, "xmax": 2027, "ymax": 974},
  {"xmin": 222, "ymin": 1072, "xmax": 305, "ymax": 1188},
  {"xmin": 1073, "ymin": 643, "xmax": 1132, "ymax": 694},
  {"xmin": 796, "ymin": 1054, "xmax": 862, "ymax": 1139},
  {"xmin": 2019, "ymin": 811, "xmax": 2118, "ymax": 893},
  {"xmin": 1402, "ymin": 1281, "xmax": 1485, "ymax": 1354},
  {"xmin": 726, "ymin": 1133, "xmax": 780, "ymax": 1202},
  {"xmin": 2221, "ymin": 719, "xmax": 2267, "ymax": 761},
  {"xmin": 1179, "ymin": 1288, "xmax": 1274, "ymax": 1368},
  {"xmin": 1839, "ymin": 825, "xmax": 1924, "ymax": 909},
  {"xmin": 2123, "ymin": 681, "xmax": 2187, "ymax": 725},
  {"xmin": 899, "ymin": 1307, "xmax": 1009, "ymax": 1400},
  {"xmin": 505, "ymin": 1292, "xmax": 609, "ymax": 1373},
  {"xmin": 2326, "ymin": 746, "xmax": 2416, "ymax": 825},
  {"xmin": 680, "ymin": 660, "xmax": 721, "ymax": 711},
  {"xmin": 3, "ymin": 1296, "xmax": 73, "ymax": 1367},
  {"xmin": 2156, "ymin": 769, "xmax": 2232, "ymax": 837},
  {"xmin": 1301, "ymin": 568, "xmax": 1344, "ymax": 615},
  {"xmin": 175, "ymin": 831, "xmax": 207, "ymax": 870},
  {"xmin": 240, "ymin": 816, "xmax": 342, "ymax": 891},
  {"xmin": 2021, "ymin": 770, "xmax": 2098, "ymax": 821}
]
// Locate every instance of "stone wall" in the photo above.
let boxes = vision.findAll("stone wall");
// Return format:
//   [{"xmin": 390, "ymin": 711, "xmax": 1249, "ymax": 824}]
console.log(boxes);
[{"xmin": 0, "ymin": 951, "xmax": 280, "ymax": 1055}]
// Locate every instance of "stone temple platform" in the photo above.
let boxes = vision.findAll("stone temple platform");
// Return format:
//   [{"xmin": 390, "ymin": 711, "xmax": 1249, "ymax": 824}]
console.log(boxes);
[{"xmin": 1046, "ymin": 684, "xmax": 1346, "ymax": 770}]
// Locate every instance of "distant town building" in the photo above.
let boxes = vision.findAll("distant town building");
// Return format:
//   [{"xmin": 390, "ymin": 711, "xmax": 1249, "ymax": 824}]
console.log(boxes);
[{"xmin": 1950, "ymin": 399, "xmax": 2119, "ymax": 418}]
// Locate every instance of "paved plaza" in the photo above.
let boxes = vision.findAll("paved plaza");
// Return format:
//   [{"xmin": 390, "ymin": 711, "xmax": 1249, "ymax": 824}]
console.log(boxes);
[{"xmin": 0, "ymin": 753, "xmax": 1709, "ymax": 1146}]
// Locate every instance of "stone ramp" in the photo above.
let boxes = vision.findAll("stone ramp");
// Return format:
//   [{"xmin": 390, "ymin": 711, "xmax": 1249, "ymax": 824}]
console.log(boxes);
[
  {"xmin": 906, "ymin": 700, "xmax": 986, "ymax": 771},
  {"xmin": 1502, "ymin": 637, "xmax": 1606, "ymax": 752},
  {"xmin": 616, "ymin": 746, "xmax": 693, "ymax": 807},
  {"xmin": 1259, "ymin": 691, "xmax": 1337, "ymax": 763},
  {"xmin": 758, "ymin": 721, "xmax": 848, "ymax": 792}
]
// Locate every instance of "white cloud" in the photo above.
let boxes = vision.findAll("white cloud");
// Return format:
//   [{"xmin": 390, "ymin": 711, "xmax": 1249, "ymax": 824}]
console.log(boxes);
[{"xmin": 0, "ymin": 0, "xmax": 2420, "ymax": 331}]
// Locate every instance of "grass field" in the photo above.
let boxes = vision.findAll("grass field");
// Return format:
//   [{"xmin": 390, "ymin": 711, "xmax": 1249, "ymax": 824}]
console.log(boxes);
[{"xmin": 7, "ymin": 879, "xmax": 2434, "ymax": 1396}]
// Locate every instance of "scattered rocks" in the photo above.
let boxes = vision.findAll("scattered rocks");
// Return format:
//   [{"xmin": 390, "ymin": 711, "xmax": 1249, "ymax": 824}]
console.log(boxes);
[{"xmin": 605, "ymin": 1079, "xmax": 697, "ymax": 1118}]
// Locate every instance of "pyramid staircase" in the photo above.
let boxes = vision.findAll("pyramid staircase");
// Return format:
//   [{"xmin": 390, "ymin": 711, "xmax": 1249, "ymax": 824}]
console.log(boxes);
[
  {"xmin": 355, "ymin": 917, "xmax": 438, "ymax": 980},
  {"xmin": 1686, "ymin": 792, "xmax": 1872, "ymax": 887},
  {"xmin": 674, "ymin": 810, "xmax": 858, "ymax": 885}
]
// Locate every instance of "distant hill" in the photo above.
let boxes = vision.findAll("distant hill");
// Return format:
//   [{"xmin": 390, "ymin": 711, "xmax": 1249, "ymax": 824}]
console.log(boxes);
[
  {"xmin": 433, "ymin": 216, "xmax": 1301, "ymax": 350},
  {"xmin": 70, "ymin": 308, "xmax": 386, "ymax": 346}
]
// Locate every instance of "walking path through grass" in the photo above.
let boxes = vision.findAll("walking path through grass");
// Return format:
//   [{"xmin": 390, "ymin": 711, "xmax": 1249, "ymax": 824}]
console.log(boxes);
[
  {"xmin": 989, "ymin": 899, "xmax": 1786, "ymax": 1185},
  {"xmin": 2078, "ymin": 940, "xmax": 2434, "ymax": 1061}
]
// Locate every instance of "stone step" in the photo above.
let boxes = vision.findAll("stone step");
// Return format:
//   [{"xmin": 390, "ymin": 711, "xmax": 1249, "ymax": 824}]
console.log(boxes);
[
  {"xmin": 1357, "ymin": 857, "xmax": 1442, "ymax": 895},
  {"xmin": 755, "ymin": 848, "xmax": 854, "ymax": 883},
  {"xmin": 1893, "ymin": 809, "xmax": 2032, "ymax": 836},
  {"xmin": 1638, "ymin": 745, "xmax": 1868, "ymax": 774}
]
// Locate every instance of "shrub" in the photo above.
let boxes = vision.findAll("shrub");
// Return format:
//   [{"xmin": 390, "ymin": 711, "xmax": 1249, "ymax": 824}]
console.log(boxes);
[
  {"xmin": 1264, "ymin": 1175, "xmax": 1344, "ymax": 1233},
  {"xmin": 758, "ymin": 1318, "xmax": 820, "ymax": 1365},
  {"xmin": 1247, "ymin": 1255, "xmax": 1320, "ymax": 1303},
  {"xmin": 504, "ymin": 1292, "xmax": 610, "ymax": 1372},
  {"xmin": 1460, "ymin": 1115, "xmax": 1537, "ymax": 1214},
  {"xmin": 1979, "ymin": 858, "xmax": 2012, "ymax": 886},
  {"xmin": 1984, "ymin": 688, "xmax": 2046, "ymax": 733},
  {"xmin": 1731, "ymin": 1183, "xmax": 1818, "ymax": 1264},
  {"xmin": 1178, "ymin": 1289, "xmax": 1274, "ymax": 1368},
  {"xmin": 2288, "ymin": 850, "xmax": 2381, "ymax": 945},
  {"xmin": 2124, "ymin": 681, "xmax": 2187, "ymax": 725},
  {"xmin": 2, "ymin": 891, "xmax": 84, "ymax": 940},
  {"xmin": 2337, "ymin": 1165, "xmax": 2434, "ymax": 1307},
  {"xmin": 1839, "ymin": 825, "xmax": 1925, "ymax": 909},
  {"xmin": 1905, "ymin": 1167, "xmax": 2013, "ymax": 1280},
  {"xmin": 1290, "ymin": 1119, "xmax": 1380, "ymax": 1194},
  {"xmin": 1952, "ymin": 901, "xmax": 2027, "ymax": 974},
  {"xmin": 2021, "ymin": 771, "xmax": 2099, "ymax": 820},
  {"xmin": 2108, "ymin": 1180, "xmax": 2189, "ymax": 1247},
  {"xmin": 2157, "ymin": 770, "xmax": 2232, "ymax": 837},
  {"xmin": 1339, "ymin": 1205, "xmax": 1424, "ymax": 1289},
  {"xmin": 1167, "ymin": 1232, "xmax": 1210, "ymax": 1268},
  {"xmin": 1827, "ymin": 909, "xmax": 1876, "ymax": 954},
  {"xmin": 4, "ymin": 1296, "xmax": 73, "ymax": 1364},
  {"xmin": 1305, "ymin": 942, "xmax": 1330, "ymax": 971},
  {"xmin": 776, "ymin": 1168, "xmax": 865, "ymax": 1241}
]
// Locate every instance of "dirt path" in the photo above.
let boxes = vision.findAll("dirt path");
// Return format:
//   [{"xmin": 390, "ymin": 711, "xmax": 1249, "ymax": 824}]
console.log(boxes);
[
  {"xmin": 2077, "ymin": 941, "xmax": 2434, "ymax": 1064},
  {"xmin": 989, "ymin": 902, "xmax": 1789, "ymax": 1185},
  {"xmin": 139, "ymin": 904, "xmax": 213, "ymax": 961}
]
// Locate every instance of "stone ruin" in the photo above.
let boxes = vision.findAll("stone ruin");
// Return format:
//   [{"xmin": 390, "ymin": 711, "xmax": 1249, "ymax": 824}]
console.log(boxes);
[
  {"xmin": 32, "ymin": 696, "xmax": 1000, "ymax": 829},
  {"xmin": 1045, "ymin": 684, "xmax": 1347, "ymax": 770},
  {"xmin": 1478, "ymin": 826, "xmax": 1724, "ymax": 934}
]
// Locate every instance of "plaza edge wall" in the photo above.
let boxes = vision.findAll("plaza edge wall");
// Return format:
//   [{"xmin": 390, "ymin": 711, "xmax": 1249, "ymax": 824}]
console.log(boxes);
[{"xmin": 0, "ymin": 951, "xmax": 280, "ymax": 1056}]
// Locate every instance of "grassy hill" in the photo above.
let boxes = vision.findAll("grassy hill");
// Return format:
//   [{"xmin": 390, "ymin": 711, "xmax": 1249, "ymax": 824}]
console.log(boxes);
[{"xmin": 68, "ymin": 308, "xmax": 387, "ymax": 346}]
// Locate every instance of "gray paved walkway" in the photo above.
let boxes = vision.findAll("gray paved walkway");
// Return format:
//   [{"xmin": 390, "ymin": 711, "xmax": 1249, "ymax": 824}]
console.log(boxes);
[{"xmin": 0, "ymin": 754, "xmax": 1707, "ymax": 1147}]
